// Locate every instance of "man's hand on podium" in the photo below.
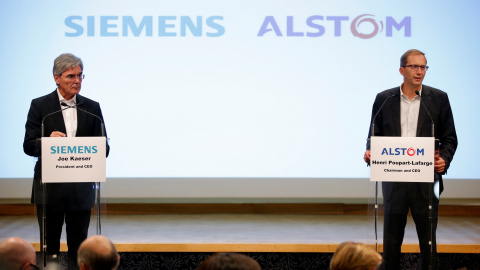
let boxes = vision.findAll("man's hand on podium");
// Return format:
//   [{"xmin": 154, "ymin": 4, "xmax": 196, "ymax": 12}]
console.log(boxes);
[
  {"xmin": 364, "ymin": 150, "xmax": 371, "ymax": 164},
  {"xmin": 50, "ymin": 131, "xmax": 66, "ymax": 137},
  {"xmin": 434, "ymin": 150, "xmax": 445, "ymax": 173}
]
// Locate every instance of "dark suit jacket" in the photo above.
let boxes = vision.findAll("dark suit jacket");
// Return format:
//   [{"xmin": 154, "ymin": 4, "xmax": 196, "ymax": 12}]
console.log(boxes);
[
  {"xmin": 24, "ymin": 90, "xmax": 109, "ymax": 211},
  {"xmin": 367, "ymin": 85, "xmax": 457, "ymax": 200}
]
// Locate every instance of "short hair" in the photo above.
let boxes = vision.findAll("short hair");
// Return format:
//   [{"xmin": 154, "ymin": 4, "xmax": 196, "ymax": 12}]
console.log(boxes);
[
  {"xmin": 400, "ymin": 49, "xmax": 426, "ymax": 67},
  {"xmin": 198, "ymin": 252, "xmax": 261, "ymax": 270},
  {"xmin": 53, "ymin": 53, "xmax": 83, "ymax": 76},
  {"xmin": 77, "ymin": 238, "xmax": 119, "ymax": 270},
  {"xmin": 330, "ymin": 242, "xmax": 382, "ymax": 270}
]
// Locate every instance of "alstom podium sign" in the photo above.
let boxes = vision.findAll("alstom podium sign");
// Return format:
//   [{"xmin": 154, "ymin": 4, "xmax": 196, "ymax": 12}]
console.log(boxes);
[{"xmin": 370, "ymin": 136, "xmax": 434, "ymax": 182}]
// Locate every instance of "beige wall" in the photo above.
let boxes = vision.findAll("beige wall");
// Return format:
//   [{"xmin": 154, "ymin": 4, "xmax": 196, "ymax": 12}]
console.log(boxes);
[{"xmin": 1, "ymin": 178, "xmax": 479, "ymax": 203}]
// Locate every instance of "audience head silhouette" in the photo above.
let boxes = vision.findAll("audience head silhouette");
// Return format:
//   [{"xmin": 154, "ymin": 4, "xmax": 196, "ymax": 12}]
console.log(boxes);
[
  {"xmin": 198, "ymin": 252, "xmax": 261, "ymax": 270},
  {"xmin": 0, "ymin": 237, "xmax": 37, "ymax": 270},
  {"xmin": 77, "ymin": 235, "xmax": 120, "ymax": 270},
  {"xmin": 330, "ymin": 242, "xmax": 382, "ymax": 270}
]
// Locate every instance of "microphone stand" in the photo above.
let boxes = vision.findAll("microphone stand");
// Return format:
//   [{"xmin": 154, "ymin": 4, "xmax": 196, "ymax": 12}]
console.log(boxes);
[
  {"xmin": 416, "ymin": 91, "xmax": 435, "ymax": 270},
  {"xmin": 40, "ymin": 106, "xmax": 72, "ymax": 267},
  {"xmin": 62, "ymin": 103, "xmax": 106, "ymax": 235},
  {"xmin": 369, "ymin": 93, "xmax": 396, "ymax": 252}
]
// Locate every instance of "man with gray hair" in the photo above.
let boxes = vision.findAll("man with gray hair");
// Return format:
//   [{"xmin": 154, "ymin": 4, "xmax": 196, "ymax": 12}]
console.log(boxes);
[
  {"xmin": 24, "ymin": 53, "xmax": 109, "ymax": 269},
  {"xmin": 0, "ymin": 237, "xmax": 37, "ymax": 270},
  {"xmin": 77, "ymin": 236, "xmax": 120, "ymax": 270}
]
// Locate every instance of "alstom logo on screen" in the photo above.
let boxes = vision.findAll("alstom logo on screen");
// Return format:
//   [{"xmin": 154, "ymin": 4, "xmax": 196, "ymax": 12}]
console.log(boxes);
[{"xmin": 258, "ymin": 14, "xmax": 411, "ymax": 38}]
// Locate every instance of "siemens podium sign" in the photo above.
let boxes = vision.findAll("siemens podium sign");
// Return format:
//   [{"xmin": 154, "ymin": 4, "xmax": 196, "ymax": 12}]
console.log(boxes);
[{"xmin": 42, "ymin": 137, "xmax": 107, "ymax": 183}]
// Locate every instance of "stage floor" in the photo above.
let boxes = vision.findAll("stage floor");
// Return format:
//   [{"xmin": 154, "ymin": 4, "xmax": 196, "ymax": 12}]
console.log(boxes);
[{"xmin": 1, "ymin": 214, "xmax": 479, "ymax": 253}]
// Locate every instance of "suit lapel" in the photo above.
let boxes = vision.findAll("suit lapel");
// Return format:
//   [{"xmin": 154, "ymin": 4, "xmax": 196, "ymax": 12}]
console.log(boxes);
[
  {"xmin": 76, "ymin": 95, "xmax": 85, "ymax": 136},
  {"xmin": 390, "ymin": 88, "xmax": 401, "ymax": 136},
  {"xmin": 45, "ymin": 90, "xmax": 67, "ymax": 135}
]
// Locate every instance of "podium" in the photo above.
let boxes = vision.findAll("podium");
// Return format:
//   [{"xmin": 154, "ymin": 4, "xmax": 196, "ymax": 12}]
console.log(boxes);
[
  {"xmin": 36, "ymin": 137, "xmax": 107, "ymax": 267},
  {"xmin": 368, "ymin": 136, "xmax": 438, "ymax": 269}
]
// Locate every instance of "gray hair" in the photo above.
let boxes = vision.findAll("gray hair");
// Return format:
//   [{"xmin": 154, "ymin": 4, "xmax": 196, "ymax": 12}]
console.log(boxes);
[
  {"xmin": 53, "ymin": 53, "xmax": 83, "ymax": 76},
  {"xmin": 400, "ymin": 49, "xmax": 426, "ymax": 67}
]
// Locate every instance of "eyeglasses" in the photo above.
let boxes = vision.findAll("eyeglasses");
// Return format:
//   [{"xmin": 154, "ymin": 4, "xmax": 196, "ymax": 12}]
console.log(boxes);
[
  {"xmin": 402, "ymin": 65, "xmax": 429, "ymax": 71},
  {"xmin": 29, "ymin": 263, "xmax": 40, "ymax": 269},
  {"xmin": 62, "ymin": 73, "xmax": 85, "ymax": 80}
]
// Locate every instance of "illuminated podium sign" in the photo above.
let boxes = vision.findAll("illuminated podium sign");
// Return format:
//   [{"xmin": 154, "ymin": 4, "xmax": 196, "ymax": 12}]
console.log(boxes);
[
  {"xmin": 41, "ymin": 137, "xmax": 106, "ymax": 183},
  {"xmin": 370, "ymin": 136, "xmax": 434, "ymax": 182}
]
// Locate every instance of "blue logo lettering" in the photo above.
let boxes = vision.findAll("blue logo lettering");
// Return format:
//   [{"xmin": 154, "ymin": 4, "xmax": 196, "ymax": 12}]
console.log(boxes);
[
  {"xmin": 258, "ymin": 15, "xmax": 411, "ymax": 38},
  {"xmin": 327, "ymin": 16, "xmax": 349, "ymax": 37},
  {"xmin": 65, "ymin": 16, "xmax": 83, "ymax": 37},
  {"xmin": 65, "ymin": 16, "xmax": 224, "ymax": 37},
  {"xmin": 257, "ymin": 16, "xmax": 282, "ymax": 36},
  {"xmin": 123, "ymin": 16, "xmax": 153, "ymax": 36},
  {"xmin": 206, "ymin": 16, "xmax": 225, "ymax": 37},
  {"xmin": 101, "ymin": 16, "xmax": 119, "ymax": 37},
  {"xmin": 386, "ymin": 16, "xmax": 411, "ymax": 37},
  {"xmin": 50, "ymin": 146, "xmax": 98, "ymax": 154},
  {"xmin": 306, "ymin": 16, "xmax": 325, "ymax": 37},
  {"xmin": 181, "ymin": 16, "xmax": 201, "ymax": 37}
]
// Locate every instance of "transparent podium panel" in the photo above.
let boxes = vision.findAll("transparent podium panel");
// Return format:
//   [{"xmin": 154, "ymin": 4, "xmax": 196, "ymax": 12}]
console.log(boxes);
[
  {"xmin": 366, "ymin": 179, "xmax": 383, "ymax": 253},
  {"xmin": 367, "ymin": 176, "xmax": 439, "ymax": 269},
  {"xmin": 33, "ymin": 181, "xmax": 106, "ymax": 269},
  {"xmin": 366, "ymin": 137, "xmax": 439, "ymax": 268}
]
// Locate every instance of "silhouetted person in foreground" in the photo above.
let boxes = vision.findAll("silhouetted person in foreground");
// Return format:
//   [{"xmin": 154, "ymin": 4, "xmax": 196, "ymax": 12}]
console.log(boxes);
[
  {"xmin": 0, "ymin": 237, "xmax": 37, "ymax": 270},
  {"xmin": 77, "ymin": 235, "xmax": 120, "ymax": 270},
  {"xmin": 198, "ymin": 252, "xmax": 261, "ymax": 270},
  {"xmin": 330, "ymin": 242, "xmax": 382, "ymax": 270}
]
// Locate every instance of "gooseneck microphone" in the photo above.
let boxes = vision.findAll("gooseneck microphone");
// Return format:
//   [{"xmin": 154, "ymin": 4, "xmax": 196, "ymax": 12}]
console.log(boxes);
[
  {"xmin": 61, "ymin": 102, "xmax": 105, "ymax": 137},
  {"xmin": 41, "ymin": 106, "xmax": 72, "ymax": 137},
  {"xmin": 415, "ymin": 90, "xmax": 434, "ymax": 137}
]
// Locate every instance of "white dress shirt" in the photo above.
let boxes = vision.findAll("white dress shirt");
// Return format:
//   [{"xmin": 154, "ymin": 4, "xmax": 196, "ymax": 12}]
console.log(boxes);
[
  {"xmin": 57, "ymin": 89, "xmax": 77, "ymax": 137},
  {"xmin": 400, "ymin": 85, "xmax": 422, "ymax": 137}
]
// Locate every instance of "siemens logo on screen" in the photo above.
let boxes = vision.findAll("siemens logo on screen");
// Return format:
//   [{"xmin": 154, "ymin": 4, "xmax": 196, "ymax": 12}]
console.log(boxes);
[
  {"xmin": 51, "ymin": 146, "xmax": 98, "ymax": 154},
  {"xmin": 257, "ymin": 14, "xmax": 411, "ymax": 39},
  {"xmin": 65, "ymin": 16, "xmax": 225, "ymax": 37}
]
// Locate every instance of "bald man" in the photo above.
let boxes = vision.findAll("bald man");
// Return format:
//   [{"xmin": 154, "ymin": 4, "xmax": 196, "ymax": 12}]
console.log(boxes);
[
  {"xmin": 77, "ymin": 236, "xmax": 119, "ymax": 270},
  {"xmin": 0, "ymin": 237, "xmax": 37, "ymax": 270}
]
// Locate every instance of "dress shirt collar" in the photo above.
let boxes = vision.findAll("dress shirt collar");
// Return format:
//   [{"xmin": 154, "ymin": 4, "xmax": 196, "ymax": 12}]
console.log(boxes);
[
  {"xmin": 57, "ymin": 88, "xmax": 77, "ymax": 106},
  {"xmin": 399, "ymin": 84, "xmax": 422, "ymax": 101}
]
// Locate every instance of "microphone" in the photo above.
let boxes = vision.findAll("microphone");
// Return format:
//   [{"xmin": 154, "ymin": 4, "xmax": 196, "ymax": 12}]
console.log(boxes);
[
  {"xmin": 41, "ymin": 105, "xmax": 73, "ymax": 137},
  {"xmin": 368, "ymin": 93, "xmax": 398, "ymax": 248},
  {"xmin": 415, "ymin": 90, "xmax": 435, "ymax": 137},
  {"xmin": 61, "ymin": 102, "xmax": 105, "ymax": 137},
  {"xmin": 365, "ymin": 93, "xmax": 397, "ymax": 166}
]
